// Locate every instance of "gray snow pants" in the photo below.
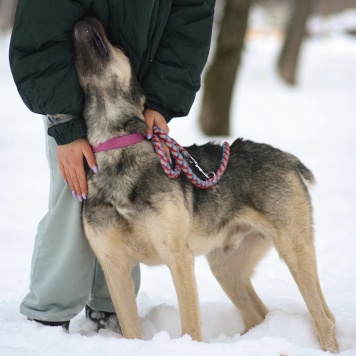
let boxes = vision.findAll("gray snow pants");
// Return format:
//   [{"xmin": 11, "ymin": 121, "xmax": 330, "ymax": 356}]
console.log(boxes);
[{"xmin": 20, "ymin": 117, "xmax": 140, "ymax": 322}]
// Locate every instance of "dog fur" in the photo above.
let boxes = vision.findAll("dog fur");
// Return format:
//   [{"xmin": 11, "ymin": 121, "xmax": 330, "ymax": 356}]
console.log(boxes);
[{"xmin": 73, "ymin": 17, "xmax": 338, "ymax": 352}]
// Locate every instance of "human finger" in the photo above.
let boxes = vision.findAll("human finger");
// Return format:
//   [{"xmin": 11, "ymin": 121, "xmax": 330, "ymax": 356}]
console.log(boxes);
[
  {"xmin": 82, "ymin": 144, "xmax": 98, "ymax": 174},
  {"xmin": 63, "ymin": 164, "xmax": 86, "ymax": 201},
  {"xmin": 144, "ymin": 108, "xmax": 169, "ymax": 137}
]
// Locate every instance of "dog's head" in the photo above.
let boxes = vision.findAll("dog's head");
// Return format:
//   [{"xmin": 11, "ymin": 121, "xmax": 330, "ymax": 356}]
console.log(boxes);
[{"xmin": 73, "ymin": 17, "xmax": 145, "ymax": 130}]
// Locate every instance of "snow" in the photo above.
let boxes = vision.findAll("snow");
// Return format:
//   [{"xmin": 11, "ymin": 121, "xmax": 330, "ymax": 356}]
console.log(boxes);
[{"xmin": 1, "ymin": 28, "xmax": 356, "ymax": 355}]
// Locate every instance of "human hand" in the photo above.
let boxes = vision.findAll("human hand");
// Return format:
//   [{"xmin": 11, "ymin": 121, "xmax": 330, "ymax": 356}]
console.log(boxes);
[
  {"xmin": 143, "ymin": 108, "xmax": 169, "ymax": 138},
  {"xmin": 57, "ymin": 138, "xmax": 98, "ymax": 202},
  {"xmin": 144, "ymin": 108, "xmax": 171, "ymax": 161}
]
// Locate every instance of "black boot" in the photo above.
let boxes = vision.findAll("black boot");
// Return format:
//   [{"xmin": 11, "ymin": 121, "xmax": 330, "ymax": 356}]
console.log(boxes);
[
  {"xmin": 30, "ymin": 319, "xmax": 70, "ymax": 331},
  {"xmin": 85, "ymin": 305, "xmax": 121, "ymax": 333}
]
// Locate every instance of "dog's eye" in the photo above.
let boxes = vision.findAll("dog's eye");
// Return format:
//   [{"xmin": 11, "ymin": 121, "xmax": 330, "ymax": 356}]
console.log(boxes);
[{"xmin": 93, "ymin": 31, "xmax": 108, "ymax": 57}]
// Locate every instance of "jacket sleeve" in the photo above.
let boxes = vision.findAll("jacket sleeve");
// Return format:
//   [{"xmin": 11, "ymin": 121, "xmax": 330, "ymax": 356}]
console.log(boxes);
[
  {"xmin": 9, "ymin": 1, "xmax": 88, "ymax": 144},
  {"xmin": 9, "ymin": 1, "xmax": 88, "ymax": 115},
  {"xmin": 142, "ymin": 0, "xmax": 215, "ymax": 122}
]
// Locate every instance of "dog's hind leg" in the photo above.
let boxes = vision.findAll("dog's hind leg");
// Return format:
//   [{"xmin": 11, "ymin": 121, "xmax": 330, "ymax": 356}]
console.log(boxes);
[
  {"xmin": 270, "ymin": 212, "xmax": 338, "ymax": 353},
  {"xmin": 206, "ymin": 231, "xmax": 272, "ymax": 331},
  {"xmin": 83, "ymin": 221, "xmax": 142, "ymax": 339}
]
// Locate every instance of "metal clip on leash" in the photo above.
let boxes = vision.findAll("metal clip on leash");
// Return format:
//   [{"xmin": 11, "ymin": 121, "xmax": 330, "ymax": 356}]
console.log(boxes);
[{"xmin": 189, "ymin": 156, "xmax": 216, "ymax": 182}]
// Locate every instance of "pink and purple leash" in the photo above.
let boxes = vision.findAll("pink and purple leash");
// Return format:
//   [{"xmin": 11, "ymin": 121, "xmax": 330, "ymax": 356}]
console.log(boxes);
[{"xmin": 151, "ymin": 126, "xmax": 230, "ymax": 189}]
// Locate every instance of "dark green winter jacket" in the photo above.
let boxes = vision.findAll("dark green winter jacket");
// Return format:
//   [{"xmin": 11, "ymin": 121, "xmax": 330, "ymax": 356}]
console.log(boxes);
[{"xmin": 9, "ymin": 0, "xmax": 215, "ymax": 144}]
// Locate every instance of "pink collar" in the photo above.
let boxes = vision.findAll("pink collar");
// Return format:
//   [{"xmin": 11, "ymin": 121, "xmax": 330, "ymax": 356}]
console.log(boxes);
[{"xmin": 92, "ymin": 133, "xmax": 145, "ymax": 153}]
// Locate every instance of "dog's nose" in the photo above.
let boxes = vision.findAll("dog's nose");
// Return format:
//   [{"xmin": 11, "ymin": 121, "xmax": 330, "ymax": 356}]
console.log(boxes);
[{"xmin": 73, "ymin": 18, "xmax": 109, "ymax": 58}]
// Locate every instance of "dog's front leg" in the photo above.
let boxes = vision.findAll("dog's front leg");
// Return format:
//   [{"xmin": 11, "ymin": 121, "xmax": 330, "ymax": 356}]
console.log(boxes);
[
  {"xmin": 167, "ymin": 251, "xmax": 203, "ymax": 341},
  {"xmin": 83, "ymin": 221, "xmax": 142, "ymax": 339},
  {"xmin": 101, "ymin": 257, "xmax": 141, "ymax": 339}
]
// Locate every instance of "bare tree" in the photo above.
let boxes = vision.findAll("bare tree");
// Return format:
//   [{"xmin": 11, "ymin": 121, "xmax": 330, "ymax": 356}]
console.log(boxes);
[
  {"xmin": 199, "ymin": 0, "xmax": 251, "ymax": 136},
  {"xmin": 0, "ymin": 0, "xmax": 18, "ymax": 32},
  {"xmin": 277, "ymin": 0, "xmax": 313, "ymax": 84},
  {"xmin": 198, "ymin": 0, "xmax": 356, "ymax": 136}
]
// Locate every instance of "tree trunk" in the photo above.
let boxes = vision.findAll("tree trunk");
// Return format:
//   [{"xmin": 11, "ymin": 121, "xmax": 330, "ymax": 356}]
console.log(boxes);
[
  {"xmin": 277, "ymin": 0, "xmax": 313, "ymax": 85},
  {"xmin": 0, "ymin": 0, "xmax": 18, "ymax": 32},
  {"xmin": 199, "ymin": 0, "xmax": 251, "ymax": 136}
]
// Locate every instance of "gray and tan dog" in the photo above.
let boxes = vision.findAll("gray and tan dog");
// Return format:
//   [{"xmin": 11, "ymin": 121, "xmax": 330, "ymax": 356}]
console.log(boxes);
[{"xmin": 73, "ymin": 17, "xmax": 338, "ymax": 353}]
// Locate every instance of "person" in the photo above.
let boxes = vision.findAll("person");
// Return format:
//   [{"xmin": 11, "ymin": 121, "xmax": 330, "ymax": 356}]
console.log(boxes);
[{"xmin": 9, "ymin": 0, "xmax": 215, "ymax": 331}]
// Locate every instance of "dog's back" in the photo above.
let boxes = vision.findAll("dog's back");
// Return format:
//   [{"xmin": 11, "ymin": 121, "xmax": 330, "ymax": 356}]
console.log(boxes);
[{"xmin": 181, "ymin": 139, "xmax": 315, "ymax": 238}]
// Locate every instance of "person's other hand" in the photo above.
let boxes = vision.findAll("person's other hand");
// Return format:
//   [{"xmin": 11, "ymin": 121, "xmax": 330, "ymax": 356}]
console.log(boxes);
[
  {"xmin": 144, "ymin": 108, "xmax": 171, "ymax": 161},
  {"xmin": 57, "ymin": 138, "xmax": 97, "ymax": 202},
  {"xmin": 144, "ymin": 108, "xmax": 169, "ymax": 138}
]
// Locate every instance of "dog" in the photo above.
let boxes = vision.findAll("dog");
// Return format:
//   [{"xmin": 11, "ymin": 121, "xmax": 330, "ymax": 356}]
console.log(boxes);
[{"xmin": 73, "ymin": 17, "xmax": 338, "ymax": 353}]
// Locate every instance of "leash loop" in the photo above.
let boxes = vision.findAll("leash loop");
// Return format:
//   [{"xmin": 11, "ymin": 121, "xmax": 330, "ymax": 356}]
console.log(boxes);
[{"xmin": 151, "ymin": 126, "xmax": 230, "ymax": 189}]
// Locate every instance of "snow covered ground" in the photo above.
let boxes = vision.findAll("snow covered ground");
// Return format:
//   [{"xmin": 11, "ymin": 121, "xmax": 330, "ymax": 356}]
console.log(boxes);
[{"xmin": 1, "ymin": 24, "xmax": 356, "ymax": 356}]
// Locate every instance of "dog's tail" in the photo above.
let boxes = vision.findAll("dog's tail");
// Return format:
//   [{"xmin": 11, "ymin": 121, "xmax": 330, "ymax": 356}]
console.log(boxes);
[{"xmin": 287, "ymin": 153, "xmax": 316, "ymax": 187}]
